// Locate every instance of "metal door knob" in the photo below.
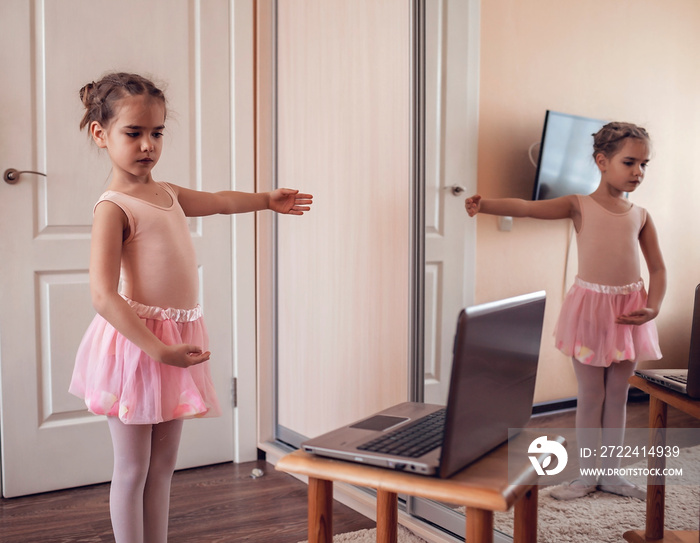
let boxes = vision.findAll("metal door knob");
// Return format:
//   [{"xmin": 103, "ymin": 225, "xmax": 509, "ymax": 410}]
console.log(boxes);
[
  {"xmin": 4, "ymin": 168, "xmax": 47, "ymax": 184},
  {"xmin": 444, "ymin": 184, "xmax": 466, "ymax": 196}
]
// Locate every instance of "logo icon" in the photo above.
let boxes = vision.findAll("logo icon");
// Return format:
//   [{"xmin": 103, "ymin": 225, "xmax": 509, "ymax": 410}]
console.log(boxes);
[{"xmin": 528, "ymin": 436, "xmax": 567, "ymax": 476}]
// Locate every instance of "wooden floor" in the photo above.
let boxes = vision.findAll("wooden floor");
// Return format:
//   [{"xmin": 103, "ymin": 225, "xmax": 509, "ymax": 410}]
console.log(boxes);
[
  {"xmin": 1, "ymin": 399, "xmax": 698, "ymax": 543},
  {"xmin": 0, "ymin": 458, "xmax": 375, "ymax": 543}
]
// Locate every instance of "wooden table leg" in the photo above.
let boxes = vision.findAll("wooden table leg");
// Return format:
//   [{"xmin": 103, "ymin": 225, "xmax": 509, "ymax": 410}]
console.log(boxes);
[
  {"xmin": 308, "ymin": 477, "xmax": 333, "ymax": 543},
  {"xmin": 513, "ymin": 486, "xmax": 537, "ymax": 543},
  {"xmin": 646, "ymin": 395, "xmax": 668, "ymax": 541},
  {"xmin": 466, "ymin": 507, "xmax": 494, "ymax": 543},
  {"xmin": 376, "ymin": 490, "xmax": 398, "ymax": 543}
]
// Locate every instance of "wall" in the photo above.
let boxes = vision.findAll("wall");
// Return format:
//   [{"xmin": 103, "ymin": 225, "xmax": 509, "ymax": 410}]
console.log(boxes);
[{"xmin": 476, "ymin": 0, "xmax": 700, "ymax": 402}]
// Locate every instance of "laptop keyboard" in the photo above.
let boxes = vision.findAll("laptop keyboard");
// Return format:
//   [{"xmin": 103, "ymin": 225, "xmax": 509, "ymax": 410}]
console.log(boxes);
[
  {"xmin": 357, "ymin": 408, "xmax": 446, "ymax": 458},
  {"xmin": 664, "ymin": 373, "xmax": 688, "ymax": 384}
]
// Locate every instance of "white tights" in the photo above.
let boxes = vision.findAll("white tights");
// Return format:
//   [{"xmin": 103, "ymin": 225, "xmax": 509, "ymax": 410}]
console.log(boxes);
[
  {"xmin": 107, "ymin": 417, "xmax": 184, "ymax": 543},
  {"xmin": 572, "ymin": 358, "xmax": 636, "ymax": 486}
]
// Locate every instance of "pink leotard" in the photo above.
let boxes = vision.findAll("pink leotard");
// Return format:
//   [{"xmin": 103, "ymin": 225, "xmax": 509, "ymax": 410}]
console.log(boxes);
[
  {"xmin": 575, "ymin": 194, "xmax": 647, "ymax": 287},
  {"xmin": 97, "ymin": 182, "xmax": 199, "ymax": 309}
]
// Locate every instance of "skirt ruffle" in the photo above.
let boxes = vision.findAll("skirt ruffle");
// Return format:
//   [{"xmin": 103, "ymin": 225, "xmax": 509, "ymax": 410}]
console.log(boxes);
[
  {"xmin": 554, "ymin": 277, "xmax": 662, "ymax": 367},
  {"xmin": 69, "ymin": 298, "xmax": 221, "ymax": 424}
]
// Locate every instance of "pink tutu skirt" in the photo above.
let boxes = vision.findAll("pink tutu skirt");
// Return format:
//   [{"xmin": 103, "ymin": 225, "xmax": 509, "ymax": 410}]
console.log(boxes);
[
  {"xmin": 69, "ymin": 298, "xmax": 221, "ymax": 425},
  {"xmin": 555, "ymin": 277, "xmax": 662, "ymax": 367}
]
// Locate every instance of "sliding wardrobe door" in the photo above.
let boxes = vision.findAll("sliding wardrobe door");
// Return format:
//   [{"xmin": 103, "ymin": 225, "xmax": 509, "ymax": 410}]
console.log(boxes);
[{"xmin": 271, "ymin": 0, "xmax": 413, "ymax": 444}]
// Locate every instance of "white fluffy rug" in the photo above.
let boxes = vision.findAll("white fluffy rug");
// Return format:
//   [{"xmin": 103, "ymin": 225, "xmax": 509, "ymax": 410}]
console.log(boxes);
[
  {"xmin": 492, "ymin": 481, "xmax": 699, "ymax": 542},
  {"xmin": 492, "ymin": 444, "xmax": 700, "ymax": 542},
  {"xmin": 298, "ymin": 525, "xmax": 428, "ymax": 542}
]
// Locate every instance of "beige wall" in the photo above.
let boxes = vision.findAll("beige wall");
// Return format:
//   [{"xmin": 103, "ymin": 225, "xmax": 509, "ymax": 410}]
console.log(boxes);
[{"xmin": 476, "ymin": 0, "xmax": 700, "ymax": 402}]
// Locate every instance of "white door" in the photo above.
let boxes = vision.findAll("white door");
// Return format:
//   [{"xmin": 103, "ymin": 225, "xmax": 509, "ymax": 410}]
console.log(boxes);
[
  {"xmin": 0, "ymin": 0, "xmax": 237, "ymax": 498},
  {"xmin": 422, "ymin": 0, "xmax": 478, "ymax": 404}
]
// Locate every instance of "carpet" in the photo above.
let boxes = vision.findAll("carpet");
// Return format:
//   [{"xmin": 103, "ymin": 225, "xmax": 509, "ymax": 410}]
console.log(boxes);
[
  {"xmin": 300, "ymin": 446, "xmax": 700, "ymax": 543},
  {"xmin": 298, "ymin": 526, "xmax": 428, "ymax": 542},
  {"xmin": 491, "ymin": 481, "xmax": 699, "ymax": 543},
  {"xmin": 491, "ymin": 444, "xmax": 700, "ymax": 542}
]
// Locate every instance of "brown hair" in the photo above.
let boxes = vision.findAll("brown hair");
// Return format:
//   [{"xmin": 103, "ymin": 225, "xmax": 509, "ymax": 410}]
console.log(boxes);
[
  {"xmin": 592, "ymin": 121, "xmax": 650, "ymax": 159},
  {"xmin": 79, "ymin": 72, "xmax": 166, "ymax": 132}
]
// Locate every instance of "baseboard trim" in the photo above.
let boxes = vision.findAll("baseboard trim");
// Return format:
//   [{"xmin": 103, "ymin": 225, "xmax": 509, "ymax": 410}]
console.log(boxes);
[
  {"xmin": 531, "ymin": 388, "xmax": 649, "ymax": 417},
  {"xmin": 531, "ymin": 398, "xmax": 577, "ymax": 416}
]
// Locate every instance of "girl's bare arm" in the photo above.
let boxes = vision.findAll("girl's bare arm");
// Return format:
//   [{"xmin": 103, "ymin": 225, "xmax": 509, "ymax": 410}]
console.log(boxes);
[
  {"xmin": 618, "ymin": 214, "xmax": 666, "ymax": 325},
  {"xmin": 466, "ymin": 194, "xmax": 580, "ymax": 224},
  {"xmin": 173, "ymin": 184, "xmax": 313, "ymax": 217}
]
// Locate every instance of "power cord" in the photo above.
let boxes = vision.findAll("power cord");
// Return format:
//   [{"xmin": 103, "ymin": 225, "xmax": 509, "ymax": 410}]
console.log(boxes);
[
  {"xmin": 528, "ymin": 141, "xmax": 540, "ymax": 168},
  {"xmin": 563, "ymin": 220, "xmax": 576, "ymax": 298}
]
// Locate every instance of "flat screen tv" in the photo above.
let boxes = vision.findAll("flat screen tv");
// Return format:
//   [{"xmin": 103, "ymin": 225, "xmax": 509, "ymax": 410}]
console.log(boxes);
[{"xmin": 532, "ymin": 110, "xmax": 606, "ymax": 200}]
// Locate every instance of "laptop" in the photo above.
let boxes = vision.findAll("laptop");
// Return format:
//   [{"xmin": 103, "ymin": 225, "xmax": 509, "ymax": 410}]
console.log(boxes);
[
  {"xmin": 635, "ymin": 284, "xmax": 700, "ymax": 399},
  {"xmin": 302, "ymin": 291, "xmax": 547, "ymax": 478}
]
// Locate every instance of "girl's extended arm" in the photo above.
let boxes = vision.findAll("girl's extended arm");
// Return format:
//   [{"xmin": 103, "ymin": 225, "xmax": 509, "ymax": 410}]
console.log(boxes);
[
  {"xmin": 617, "ymin": 214, "xmax": 666, "ymax": 325},
  {"xmin": 465, "ymin": 194, "xmax": 580, "ymax": 222},
  {"xmin": 90, "ymin": 202, "xmax": 209, "ymax": 368},
  {"xmin": 174, "ymin": 185, "xmax": 313, "ymax": 217}
]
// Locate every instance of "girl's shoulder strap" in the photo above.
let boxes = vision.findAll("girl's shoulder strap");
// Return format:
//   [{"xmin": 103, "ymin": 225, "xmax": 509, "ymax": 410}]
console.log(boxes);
[
  {"xmin": 572, "ymin": 193, "xmax": 591, "ymax": 216},
  {"xmin": 94, "ymin": 191, "xmax": 136, "ymax": 243},
  {"xmin": 154, "ymin": 181, "xmax": 180, "ymax": 209},
  {"xmin": 573, "ymin": 194, "xmax": 588, "ymax": 233},
  {"xmin": 632, "ymin": 202, "xmax": 648, "ymax": 231},
  {"xmin": 158, "ymin": 181, "xmax": 177, "ymax": 197}
]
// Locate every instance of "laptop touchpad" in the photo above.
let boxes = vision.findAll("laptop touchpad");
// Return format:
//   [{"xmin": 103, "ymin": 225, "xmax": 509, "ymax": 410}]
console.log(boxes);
[{"xmin": 351, "ymin": 415, "xmax": 408, "ymax": 431}]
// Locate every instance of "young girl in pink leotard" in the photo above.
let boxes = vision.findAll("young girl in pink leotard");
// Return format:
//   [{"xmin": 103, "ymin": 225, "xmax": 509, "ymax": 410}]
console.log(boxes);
[
  {"xmin": 466, "ymin": 122, "xmax": 666, "ymax": 500},
  {"xmin": 69, "ymin": 72, "xmax": 313, "ymax": 542}
]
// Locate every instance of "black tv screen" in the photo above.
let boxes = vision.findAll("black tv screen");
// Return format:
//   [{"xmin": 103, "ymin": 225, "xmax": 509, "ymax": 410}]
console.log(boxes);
[{"xmin": 532, "ymin": 110, "xmax": 606, "ymax": 200}]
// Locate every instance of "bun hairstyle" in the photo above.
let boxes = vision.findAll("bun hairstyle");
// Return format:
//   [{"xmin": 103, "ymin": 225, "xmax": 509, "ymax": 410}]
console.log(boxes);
[
  {"xmin": 592, "ymin": 121, "xmax": 650, "ymax": 159},
  {"xmin": 79, "ymin": 72, "xmax": 166, "ymax": 132}
]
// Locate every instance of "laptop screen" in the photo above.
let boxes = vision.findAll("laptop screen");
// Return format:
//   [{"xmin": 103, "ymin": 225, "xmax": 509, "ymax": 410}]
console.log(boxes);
[{"xmin": 438, "ymin": 291, "xmax": 546, "ymax": 478}]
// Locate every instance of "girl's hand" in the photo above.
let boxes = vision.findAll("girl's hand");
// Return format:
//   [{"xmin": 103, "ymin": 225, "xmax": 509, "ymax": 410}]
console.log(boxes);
[
  {"xmin": 270, "ymin": 188, "xmax": 313, "ymax": 215},
  {"xmin": 465, "ymin": 194, "xmax": 482, "ymax": 217},
  {"xmin": 159, "ymin": 344, "xmax": 211, "ymax": 368},
  {"xmin": 616, "ymin": 307, "xmax": 658, "ymax": 326}
]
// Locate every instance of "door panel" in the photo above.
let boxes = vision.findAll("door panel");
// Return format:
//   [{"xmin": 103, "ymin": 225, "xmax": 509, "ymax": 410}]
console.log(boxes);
[
  {"xmin": 274, "ymin": 0, "xmax": 412, "ymax": 441},
  {"xmin": 0, "ymin": 0, "xmax": 236, "ymax": 497},
  {"xmin": 423, "ymin": 0, "xmax": 477, "ymax": 404}
]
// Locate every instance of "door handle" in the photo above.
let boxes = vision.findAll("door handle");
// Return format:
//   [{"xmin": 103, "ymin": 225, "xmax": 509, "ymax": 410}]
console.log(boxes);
[
  {"xmin": 444, "ymin": 184, "xmax": 466, "ymax": 196},
  {"xmin": 4, "ymin": 168, "xmax": 47, "ymax": 184}
]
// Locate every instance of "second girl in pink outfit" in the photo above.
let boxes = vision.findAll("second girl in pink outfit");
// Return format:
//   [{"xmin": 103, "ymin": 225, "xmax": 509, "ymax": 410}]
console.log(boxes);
[{"xmin": 466, "ymin": 121, "xmax": 666, "ymax": 500}]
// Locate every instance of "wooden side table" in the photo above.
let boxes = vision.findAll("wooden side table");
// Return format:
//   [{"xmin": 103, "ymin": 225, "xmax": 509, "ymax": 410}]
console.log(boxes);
[
  {"xmin": 624, "ymin": 376, "xmax": 700, "ymax": 543},
  {"xmin": 277, "ymin": 432, "xmax": 560, "ymax": 543}
]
